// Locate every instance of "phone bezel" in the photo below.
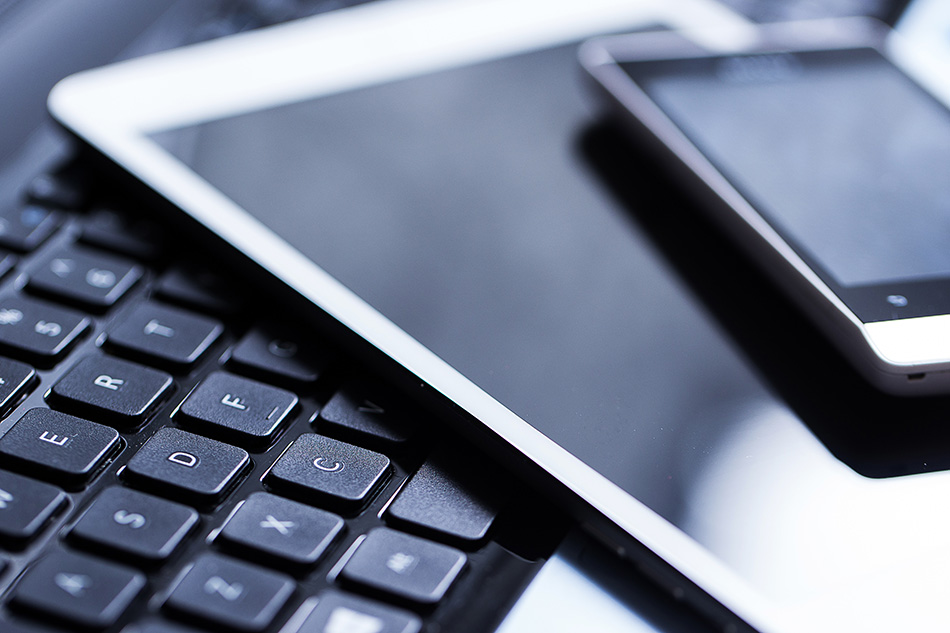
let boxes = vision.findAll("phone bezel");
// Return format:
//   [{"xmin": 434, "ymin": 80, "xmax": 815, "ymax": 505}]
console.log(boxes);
[
  {"xmin": 47, "ymin": 2, "xmax": 812, "ymax": 632},
  {"xmin": 579, "ymin": 21, "xmax": 950, "ymax": 395}
]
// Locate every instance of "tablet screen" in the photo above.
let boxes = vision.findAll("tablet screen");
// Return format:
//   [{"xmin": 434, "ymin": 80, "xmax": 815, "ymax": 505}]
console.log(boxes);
[
  {"xmin": 148, "ymin": 42, "xmax": 950, "ymax": 626},
  {"xmin": 153, "ymin": 44, "xmax": 772, "ymax": 521}
]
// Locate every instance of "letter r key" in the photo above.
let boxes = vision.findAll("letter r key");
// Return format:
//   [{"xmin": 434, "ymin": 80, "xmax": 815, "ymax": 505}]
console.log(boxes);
[{"xmin": 94, "ymin": 374, "xmax": 124, "ymax": 391}]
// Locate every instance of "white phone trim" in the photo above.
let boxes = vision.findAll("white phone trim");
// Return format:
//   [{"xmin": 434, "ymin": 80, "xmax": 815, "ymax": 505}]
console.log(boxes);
[{"xmin": 579, "ymin": 22, "xmax": 950, "ymax": 395}]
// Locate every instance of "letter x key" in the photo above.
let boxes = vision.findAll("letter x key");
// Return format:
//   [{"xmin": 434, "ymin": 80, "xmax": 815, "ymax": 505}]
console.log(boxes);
[
  {"xmin": 218, "ymin": 493, "xmax": 343, "ymax": 570},
  {"xmin": 260, "ymin": 515, "xmax": 294, "ymax": 536}
]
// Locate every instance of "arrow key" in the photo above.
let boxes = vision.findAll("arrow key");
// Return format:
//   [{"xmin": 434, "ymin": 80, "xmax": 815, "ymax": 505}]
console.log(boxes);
[{"xmin": 10, "ymin": 547, "xmax": 145, "ymax": 629}]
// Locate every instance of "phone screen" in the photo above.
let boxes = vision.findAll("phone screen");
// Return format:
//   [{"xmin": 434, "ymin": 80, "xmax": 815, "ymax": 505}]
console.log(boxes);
[
  {"xmin": 150, "ymin": 43, "xmax": 950, "ymax": 627},
  {"xmin": 625, "ymin": 47, "xmax": 950, "ymax": 322}
]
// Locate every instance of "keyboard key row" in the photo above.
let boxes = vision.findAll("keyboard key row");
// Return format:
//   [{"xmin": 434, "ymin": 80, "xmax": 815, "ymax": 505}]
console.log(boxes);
[
  {"xmin": 0, "ymin": 426, "xmax": 476, "ymax": 628},
  {"xmin": 6, "ymin": 524, "xmax": 464, "ymax": 631},
  {"xmin": 0, "ymin": 290, "xmax": 231, "ymax": 374}
]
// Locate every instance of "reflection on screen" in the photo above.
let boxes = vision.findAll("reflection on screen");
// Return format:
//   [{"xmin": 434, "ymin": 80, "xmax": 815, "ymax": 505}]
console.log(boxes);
[
  {"xmin": 149, "ymin": 43, "xmax": 950, "ymax": 628},
  {"xmin": 153, "ymin": 43, "xmax": 773, "ymax": 531},
  {"xmin": 638, "ymin": 49, "xmax": 950, "ymax": 287}
]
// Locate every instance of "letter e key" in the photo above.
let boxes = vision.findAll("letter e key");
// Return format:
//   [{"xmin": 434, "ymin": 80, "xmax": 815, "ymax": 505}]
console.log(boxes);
[
  {"xmin": 39, "ymin": 431, "xmax": 69, "ymax": 447},
  {"xmin": 0, "ymin": 409, "xmax": 120, "ymax": 486}
]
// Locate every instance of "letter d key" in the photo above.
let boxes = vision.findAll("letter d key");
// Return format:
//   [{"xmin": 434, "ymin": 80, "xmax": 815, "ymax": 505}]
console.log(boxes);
[
  {"xmin": 124, "ymin": 428, "xmax": 250, "ymax": 507},
  {"xmin": 168, "ymin": 451, "xmax": 198, "ymax": 468}
]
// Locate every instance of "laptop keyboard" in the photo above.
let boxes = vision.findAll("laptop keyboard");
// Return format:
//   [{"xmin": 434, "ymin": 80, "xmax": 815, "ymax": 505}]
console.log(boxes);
[{"xmin": 0, "ymin": 167, "xmax": 564, "ymax": 633}]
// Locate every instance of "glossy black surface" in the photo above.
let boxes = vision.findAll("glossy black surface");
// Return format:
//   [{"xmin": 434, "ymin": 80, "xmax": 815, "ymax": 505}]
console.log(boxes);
[
  {"xmin": 154, "ymin": 40, "xmax": 950, "ymax": 621},
  {"xmin": 626, "ymin": 47, "xmax": 950, "ymax": 322}
]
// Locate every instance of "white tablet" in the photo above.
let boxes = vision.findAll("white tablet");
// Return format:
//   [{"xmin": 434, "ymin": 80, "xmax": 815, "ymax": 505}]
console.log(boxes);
[{"xmin": 51, "ymin": 2, "xmax": 950, "ymax": 632}]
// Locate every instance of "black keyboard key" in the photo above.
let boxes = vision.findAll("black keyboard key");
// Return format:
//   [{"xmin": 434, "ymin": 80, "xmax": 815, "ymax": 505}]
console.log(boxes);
[
  {"xmin": 0, "ymin": 617, "xmax": 56, "ymax": 633},
  {"xmin": 0, "ymin": 409, "xmax": 119, "ymax": 488},
  {"xmin": 340, "ymin": 528, "xmax": 466, "ymax": 606},
  {"xmin": 0, "ymin": 204, "xmax": 61, "ymax": 252},
  {"xmin": 80, "ymin": 207, "xmax": 164, "ymax": 261},
  {"xmin": 0, "ymin": 470, "xmax": 66, "ymax": 547},
  {"xmin": 122, "ymin": 621, "xmax": 201, "ymax": 633},
  {"xmin": 229, "ymin": 326, "xmax": 327, "ymax": 386},
  {"xmin": 26, "ymin": 172, "xmax": 83, "ymax": 209},
  {"xmin": 0, "ymin": 356, "xmax": 35, "ymax": 412},
  {"xmin": 0, "ymin": 251, "xmax": 17, "ymax": 281},
  {"xmin": 10, "ymin": 548, "xmax": 145, "ymax": 629},
  {"xmin": 286, "ymin": 592, "xmax": 421, "ymax": 633},
  {"xmin": 70, "ymin": 487, "xmax": 199, "ymax": 566},
  {"xmin": 177, "ymin": 372, "xmax": 297, "ymax": 449},
  {"xmin": 0, "ymin": 295, "xmax": 89, "ymax": 366},
  {"xmin": 165, "ymin": 553, "xmax": 294, "ymax": 632},
  {"xmin": 266, "ymin": 434, "xmax": 390, "ymax": 512},
  {"xmin": 107, "ymin": 301, "xmax": 223, "ymax": 371},
  {"xmin": 124, "ymin": 427, "xmax": 249, "ymax": 507},
  {"xmin": 28, "ymin": 246, "xmax": 143, "ymax": 311},
  {"xmin": 316, "ymin": 381, "xmax": 416, "ymax": 448},
  {"xmin": 387, "ymin": 447, "xmax": 502, "ymax": 545},
  {"xmin": 218, "ymin": 492, "xmax": 343, "ymax": 570},
  {"xmin": 49, "ymin": 356, "xmax": 173, "ymax": 428},
  {"xmin": 156, "ymin": 267, "xmax": 244, "ymax": 316}
]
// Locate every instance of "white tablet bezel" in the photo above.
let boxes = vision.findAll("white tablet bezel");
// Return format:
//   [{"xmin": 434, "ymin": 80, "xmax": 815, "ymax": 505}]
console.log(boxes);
[{"xmin": 49, "ymin": 1, "xmax": 785, "ymax": 631}]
